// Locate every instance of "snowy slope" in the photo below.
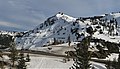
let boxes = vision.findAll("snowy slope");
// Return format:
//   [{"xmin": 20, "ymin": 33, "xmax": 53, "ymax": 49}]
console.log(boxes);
[
  {"xmin": 16, "ymin": 12, "xmax": 120, "ymax": 49},
  {"xmin": 27, "ymin": 54, "xmax": 106, "ymax": 69},
  {"xmin": 27, "ymin": 55, "xmax": 73, "ymax": 69}
]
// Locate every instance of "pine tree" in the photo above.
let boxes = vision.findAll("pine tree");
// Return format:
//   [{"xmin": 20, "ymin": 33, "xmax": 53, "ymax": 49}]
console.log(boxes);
[
  {"xmin": 0, "ymin": 51, "xmax": 4, "ymax": 69},
  {"xmin": 53, "ymin": 38, "xmax": 57, "ymax": 45},
  {"xmin": 106, "ymin": 57, "xmax": 120, "ymax": 69},
  {"xmin": 115, "ymin": 19, "xmax": 118, "ymax": 28},
  {"xmin": 105, "ymin": 60, "xmax": 112, "ymax": 69},
  {"xmin": 111, "ymin": 58, "xmax": 118, "ymax": 69},
  {"xmin": 26, "ymin": 53, "xmax": 30, "ymax": 62},
  {"xmin": 86, "ymin": 26, "xmax": 93, "ymax": 36},
  {"xmin": 67, "ymin": 35, "xmax": 71, "ymax": 46},
  {"xmin": 117, "ymin": 52, "xmax": 120, "ymax": 69},
  {"xmin": 70, "ymin": 36, "xmax": 91, "ymax": 69},
  {"xmin": 17, "ymin": 47, "xmax": 31, "ymax": 69},
  {"xmin": 17, "ymin": 52, "xmax": 27, "ymax": 69},
  {"xmin": 9, "ymin": 42, "xmax": 18, "ymax": 67},
  {"xmin": 8, "ymin": 41, "xmax": 30, "ymax": 69}
]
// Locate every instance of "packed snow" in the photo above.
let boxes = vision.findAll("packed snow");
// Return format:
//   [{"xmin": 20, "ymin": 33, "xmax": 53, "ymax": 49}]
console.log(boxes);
[{"xmin": 27, "ymin": 54, "xmax": 106, "ymax": 69}]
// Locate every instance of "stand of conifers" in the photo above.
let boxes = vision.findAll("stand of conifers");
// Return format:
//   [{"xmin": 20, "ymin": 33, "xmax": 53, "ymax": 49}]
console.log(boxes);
[{"xmin": 0, "ymin": 40, "xmax": 30, "ymax": 69}]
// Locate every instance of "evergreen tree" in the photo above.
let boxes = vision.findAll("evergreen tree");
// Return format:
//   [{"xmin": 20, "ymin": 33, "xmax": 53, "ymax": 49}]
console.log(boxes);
[
  {"xmin": 70, "ymin": 36, "xmax": 91, "ymax": 69},
  {"xmin": 106, "ymin": 54, "xmax": 120, "ymax": 69},
  {"xmin": 67, "ymin": 35, "xmax": 71, "ymax": 46},
  {"xmin": 9, "ymin": 42, "xmax": 18, "ymax": 67},
  {"xmin": 26, "ymin": 53, "xmax": 30, "ymax": 62},
  {"xmin": 53, "ymin": 38, "xmax": 57, "ymax": 45},
  {"xmin": 86, "ymin": 26, "xmax": 93, "ymax": 36},
  {"xmin": 105, "ymin": 60, "xmax": 112, "ymax": 69},
  {"xmin": 115, "ymin": 19, "xmax": 118, "ymax": 28},
  {"xmin": 117, "ymin": 52, "xmax": 120, "ymax": 68},
  {"xmin": 111, "ymin": 58, "xmax": 118, "ymax": 69},
  {"xmin": 17, "ymin": 52, "xmax": 27, "ymax": 69},
  {"xmin": 17, "ymin": 48, "xmax": 30, "ymax": 69},
  {"xmin": 0, "ymin": 34, "xmax": 13, "ymax": 49},
  {"xmin": 0, "ymin": 51, "xmax": 4, "ymax": 69}
]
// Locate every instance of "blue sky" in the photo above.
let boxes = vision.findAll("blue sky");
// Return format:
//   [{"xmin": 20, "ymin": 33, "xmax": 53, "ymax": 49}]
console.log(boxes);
[{"xmin": 0, "ymin": 0, "xmax": 120, "ymax": 31}]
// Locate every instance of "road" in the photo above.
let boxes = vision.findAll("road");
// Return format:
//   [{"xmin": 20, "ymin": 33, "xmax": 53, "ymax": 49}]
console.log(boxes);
[{"xmin": 1, "ymin": 49, "xmax": 68, "ymax": 58}]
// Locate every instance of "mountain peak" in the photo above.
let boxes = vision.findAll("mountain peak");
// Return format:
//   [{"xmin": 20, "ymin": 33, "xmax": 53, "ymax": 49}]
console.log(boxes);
[{"xmin": 55, "ymin": 12, "xmax": 76, "ymax": 22}]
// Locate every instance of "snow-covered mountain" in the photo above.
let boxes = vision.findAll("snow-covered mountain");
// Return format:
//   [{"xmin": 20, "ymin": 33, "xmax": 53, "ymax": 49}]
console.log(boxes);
[
  {"xmin": 16, "ymin": 12, "xmax": 120, "ymax": 49},
  {"xmin": 0, "ymin": 30, "xmax": 18, "ymax": 36}
]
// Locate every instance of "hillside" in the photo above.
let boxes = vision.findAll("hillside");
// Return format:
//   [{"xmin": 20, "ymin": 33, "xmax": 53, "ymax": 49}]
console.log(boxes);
[{"xmin": 15, "ymin": 12, "xmax": 120, "ymax": 50}]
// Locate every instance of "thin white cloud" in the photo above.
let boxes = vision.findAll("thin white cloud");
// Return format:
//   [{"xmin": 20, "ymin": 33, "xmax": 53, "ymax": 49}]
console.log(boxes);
[{"xmin": 0, "ymin": 21, "xmax": 23, "ymax": 29}]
